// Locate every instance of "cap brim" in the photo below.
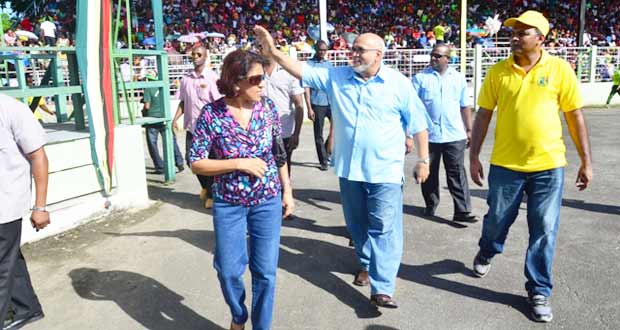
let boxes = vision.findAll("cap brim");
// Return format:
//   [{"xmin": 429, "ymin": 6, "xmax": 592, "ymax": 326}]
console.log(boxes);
[{"xmin": 504, "ymin": 17, "xmax": 518, "ymax": 27}]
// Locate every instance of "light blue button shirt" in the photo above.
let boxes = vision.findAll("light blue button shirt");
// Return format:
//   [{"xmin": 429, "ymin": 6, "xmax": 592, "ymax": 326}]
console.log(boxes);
[
  {"xmin": 412, "ymin": 67, "xmax": 471, "ymax": 143},
  {"xmin": 302, "ymin": 63, "xmax": 428, "ymax": 184},
  {"xmin": 305, "ymin": 59, "xmax": 332, "ymax": 106}
]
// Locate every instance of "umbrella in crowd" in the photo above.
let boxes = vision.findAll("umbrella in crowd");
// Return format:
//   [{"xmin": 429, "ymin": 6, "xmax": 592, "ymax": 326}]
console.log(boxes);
[
  {"xmin": 142, "ymin": 37, "xmax": 156, "ymax": 46},
  {"xmin": 204, "ymin": 32, "xmax": 225, "ymax": 38},
  {"xmin": 15, "ymin": 30, "xmax": 39, "ymax": 40},
  {"xmin": 341, "ymin": 32, "xmax": 358, "ymax": 45},
  {"xmin": 306, "ymin": 23, "xmax": 335, "ymax": 41},
  {"xmin": 178, "ymin": 34, "xmax": 199, "ymax": 43},
  {"xmin": 467, "ymin": 27, "xmax": 489, "ymax": 37}
]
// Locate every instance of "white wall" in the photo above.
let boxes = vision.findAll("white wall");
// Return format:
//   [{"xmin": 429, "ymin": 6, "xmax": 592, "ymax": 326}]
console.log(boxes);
[{"xmin": 21, "ymin": 125, "xmax": 151, "ymax": 244}]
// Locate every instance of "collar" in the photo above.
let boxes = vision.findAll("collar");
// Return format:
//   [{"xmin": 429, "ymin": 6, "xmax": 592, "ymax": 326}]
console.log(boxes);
[
  {"xmin": 423, "ymin": 66, "xmax": 455, "ymax": 77},
  {"xmin": 189, "ymin": 66, "xmax": 210, "ymax": 78},
  {"xmin": 347, "ymin": 64, "xmax": 387, "ymax": 83},
  {"xmin": 265, "ymin": 64, "xmax": 282, "ymax": 78},
  {"xmin": 507, "ymin": 49, "xmax": 550, "ymax": 71}
]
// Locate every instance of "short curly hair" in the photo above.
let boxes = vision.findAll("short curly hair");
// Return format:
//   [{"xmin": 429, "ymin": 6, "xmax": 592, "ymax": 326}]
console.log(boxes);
[{"xmin": 216, "ymin": 50, "xmax": 268, "ymax": 98}]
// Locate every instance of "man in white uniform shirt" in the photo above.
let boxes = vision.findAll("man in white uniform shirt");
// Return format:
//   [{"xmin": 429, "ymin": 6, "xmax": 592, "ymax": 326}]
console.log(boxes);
[{"xmin": 263, "ymin": 58, "xmax": 305, "ymax": 177}]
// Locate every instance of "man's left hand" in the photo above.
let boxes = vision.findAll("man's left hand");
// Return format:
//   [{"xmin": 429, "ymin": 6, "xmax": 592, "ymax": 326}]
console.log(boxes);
[
  {"xmin": 289, "ymin": 134, "xmax": 300, "ymax": 150},
  {"xmin": 576, "ymin": 163, "xmax": 593, "ymax": 191},
  {"xmin": 414, "ymin": 163, "xmax": 429, "ymax": 183},
  {"xmin": 405, "ymin": 137, "xmax": 414, "ymax": 154},
  {"xmin": 30, "ymin": 210, "xmax": 50, "ymax": 232}
]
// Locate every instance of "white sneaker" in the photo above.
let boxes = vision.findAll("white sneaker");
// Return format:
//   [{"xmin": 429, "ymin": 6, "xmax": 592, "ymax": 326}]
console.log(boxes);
[
  {"xmin": 473, "ymin": 252, "xmax": 491, "ymax": 278},
  {"xmin": 528, "ymin": 294, "xmax": 553, "ymax": 323}
]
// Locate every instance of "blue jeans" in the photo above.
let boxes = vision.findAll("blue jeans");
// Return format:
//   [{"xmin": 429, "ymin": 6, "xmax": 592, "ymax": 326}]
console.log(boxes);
[
  {"xmin": 145, "ymin": 124, "xmax": 183, "ymax": 169},
  {"xmin": 213, "ymin": 195, "xmax": 282, "ymax": 330},
  {"xmin": 478, "ymin": 165, "xmax": 564, "ymax": 297},
  {"xmin": 339, "ymin": 178, "xmax": 403, "ymax": 296}
]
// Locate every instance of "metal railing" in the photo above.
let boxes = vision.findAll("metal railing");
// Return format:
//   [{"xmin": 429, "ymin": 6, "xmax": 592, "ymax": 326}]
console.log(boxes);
[{"xmin": 2, "ymin": 46, "xmax": 617, "ymax": 99}]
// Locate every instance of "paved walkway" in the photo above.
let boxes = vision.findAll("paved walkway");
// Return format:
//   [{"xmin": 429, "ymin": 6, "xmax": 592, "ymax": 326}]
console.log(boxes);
[{"xmin": 23, "ymin": 108, "xmax": 620, "ymax": 330}]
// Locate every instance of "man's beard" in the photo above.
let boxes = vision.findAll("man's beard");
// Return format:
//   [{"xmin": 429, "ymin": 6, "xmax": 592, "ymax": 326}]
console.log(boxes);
[{"xmin": 352, "ymin": 62, "xmax": 371, "ymax": 74}]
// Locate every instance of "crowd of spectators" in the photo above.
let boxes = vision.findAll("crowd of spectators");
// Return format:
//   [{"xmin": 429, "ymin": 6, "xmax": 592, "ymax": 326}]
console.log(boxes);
[{"xmin": 5, "ymin": 0, "xmax": 620, "ymax": 52}]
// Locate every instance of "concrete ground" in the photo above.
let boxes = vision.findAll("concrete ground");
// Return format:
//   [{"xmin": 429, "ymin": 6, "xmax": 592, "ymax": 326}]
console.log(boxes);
[{"xmin": 21, "ymin": 108, "xmax": 620, "ymax": 330}]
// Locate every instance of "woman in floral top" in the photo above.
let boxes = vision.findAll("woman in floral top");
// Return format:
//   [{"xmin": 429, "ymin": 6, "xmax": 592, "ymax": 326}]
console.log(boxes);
[{"xmin": 189, "ymin": 49, "xmax": 294, "ymax": 330}]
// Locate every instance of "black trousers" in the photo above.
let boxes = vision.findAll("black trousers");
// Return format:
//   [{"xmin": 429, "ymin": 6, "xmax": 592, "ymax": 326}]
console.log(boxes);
[
  {"xmin": 311, "ymin": 105, "xmax": 331, "ymax": 166},
  {"xmin": 421, "ymin": 139, "xmax": 472, "ymax": 215},
  {"xmin": 185, "ymin": 132, "xmax": 214, "ymax": 195},
  {"xmin": 283, "ymin": 137, "xmax": 295, "ymax": 177},
  {"xmin": 0, "ymin": 220, "xmax": 42, "ymax": 324}
]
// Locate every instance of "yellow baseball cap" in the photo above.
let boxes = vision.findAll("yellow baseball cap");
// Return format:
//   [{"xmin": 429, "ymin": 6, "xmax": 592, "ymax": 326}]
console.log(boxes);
[{"xmin": 504, "ymin": 10, "xmax": 549, "ymax": 37}]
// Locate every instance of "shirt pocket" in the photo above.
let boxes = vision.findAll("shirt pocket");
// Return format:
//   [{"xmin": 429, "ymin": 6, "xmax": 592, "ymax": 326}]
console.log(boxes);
[{"xmin": 422, "ymin": 89, "xmax": 437, "ymax": 102}]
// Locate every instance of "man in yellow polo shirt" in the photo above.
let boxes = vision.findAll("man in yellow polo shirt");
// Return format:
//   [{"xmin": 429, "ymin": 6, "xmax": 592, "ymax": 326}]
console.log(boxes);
[{"xmin": 468, "ymin": 11, "xmax": 593, "ymax": 323}]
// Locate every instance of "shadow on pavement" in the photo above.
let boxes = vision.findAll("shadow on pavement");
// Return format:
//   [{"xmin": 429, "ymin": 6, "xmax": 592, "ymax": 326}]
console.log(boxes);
[
  {"xmin": 398, "ymin": 259, "xmax": 529, "ymax": 318},
  {"xmin": 147, "ymin": 185, "xmax": 212, "ymax": 215},
  {"xmin": 402, "ymin": 205, "xmax": 468, "ymax": 229},
  {"xmin": 470, "ymin": 189, "xmax": 620, "ymax": 216},
  {"xmin": 293, "ymin": 188, "xmax": 341, "ymax": 211},
  {"xmin": 107, "ymin": 229, "xmax": 382, "ymax": 319},
  {"xmin": 290, "ymin": 160, "xmax": 321, "ymax": 169},
  {"xmin": 365, "ymin": 326, "xmax": 400, "ymax": 330},
  {"xmin": 68, "ymin": 268, "xmax": 224, "ymax": 330},
  {"xmin": 294, "ymin": 188, "xmax": 467, "ymax": 229},
  {"xmin": 281, "ymin": 215, "xmax": 350, "ymax": 239}
]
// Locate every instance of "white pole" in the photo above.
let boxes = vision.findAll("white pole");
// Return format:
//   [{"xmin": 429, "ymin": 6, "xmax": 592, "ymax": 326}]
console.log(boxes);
[
  {"xmin": 319, "ymin": 0, "xmax": 328, "ymax": 42},
  {"xmin": 460, "ymin": 0, "xmax": 467, "ymax": 75}
]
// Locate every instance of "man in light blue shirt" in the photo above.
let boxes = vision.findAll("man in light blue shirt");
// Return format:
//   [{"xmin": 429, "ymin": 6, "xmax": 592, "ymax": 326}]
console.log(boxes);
[
  {"xmin": 254, "ymin": 26, "xmax": 430, "ymax": 309},
  {"xmin": 412, "ymin": 44, "xmax": 477, "ymax": 222},
  {"xmin": 305, "ymin": 40, "xmax": 334, "ymax": 171}
]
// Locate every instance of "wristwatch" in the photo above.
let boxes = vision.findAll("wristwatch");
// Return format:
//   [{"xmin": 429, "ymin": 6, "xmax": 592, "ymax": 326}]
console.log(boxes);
[
  {"xmin": 31, "ymin": 206, "xmax": 47, "ymax": 212},
  {"xmin": 417, "ymin": 157, "xmax": 430, "ymax": 165}
]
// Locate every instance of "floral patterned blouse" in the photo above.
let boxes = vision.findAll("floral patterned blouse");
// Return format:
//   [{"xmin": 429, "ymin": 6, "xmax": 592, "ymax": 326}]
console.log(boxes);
[{"xmin": 189, "ymin": 97, "xmax": 282, "ymax": 206}]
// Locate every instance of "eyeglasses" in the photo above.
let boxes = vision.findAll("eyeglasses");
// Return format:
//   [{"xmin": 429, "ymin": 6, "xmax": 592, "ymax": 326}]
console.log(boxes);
[
  {"xmin": 430, "ymin": 53, "xmax": 449, "ymax": 59},
  {"xmin": 351, "ymin": 46, "xmax": 380, "ymax": 54},
  {"xmin": 191, "ymin": 52, "xmax": 204, "ymax": 58},
  {"xmin": 246, "ymin": 74, "xmax": 266, "ymax": 86}
]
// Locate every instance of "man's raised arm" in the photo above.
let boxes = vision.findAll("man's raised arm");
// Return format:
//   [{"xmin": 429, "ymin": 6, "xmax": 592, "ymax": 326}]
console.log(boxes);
[{"xmin": 254, "ymin": 26, "xmax": 303, "ymax": 80}]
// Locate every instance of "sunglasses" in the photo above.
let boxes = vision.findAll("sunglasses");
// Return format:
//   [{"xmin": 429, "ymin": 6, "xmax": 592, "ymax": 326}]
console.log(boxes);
[
  {"xmin": 246, "ymin": 74, "xmax": 266, "ymax": 86},
  {"xmin": 430, "ymin": 53, "xmax": 449, "ymax": 59},
  {"xmin": 351, "ymin": 46, "xmax": 380, "ymax": 54}
]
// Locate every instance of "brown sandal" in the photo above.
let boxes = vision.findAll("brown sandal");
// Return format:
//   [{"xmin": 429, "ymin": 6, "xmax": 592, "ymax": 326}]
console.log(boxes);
[
  {"xmin": 230, "ymin": 322, "xmax": 245, "ymax": 330},
  {"xmin": 353, "ymin": 270, "xmax": 369, "ymax": 286}
]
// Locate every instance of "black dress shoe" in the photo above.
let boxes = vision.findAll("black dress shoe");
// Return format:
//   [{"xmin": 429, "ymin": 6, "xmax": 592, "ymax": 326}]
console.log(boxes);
[
  {"xmin": 370, "ymin": 294, "xmax": 398, "ymax": 309},
  {"xmin": 453, "ymin": 213, "xmax": 479, "ymax": 223},
  {"xmin": 3, "ymin": 311, "xmax": 44, "ymax": 330},
  {"xmin": 423, "ymin": 207, "xmax": 436, "ymax": 217},
  {"xmin": 319, "ymin": 163, "xmax": 328, "ymax": 171},
  {"xmin": 176, "ymin": 164, "xmax": 185, "ymax": 172}
]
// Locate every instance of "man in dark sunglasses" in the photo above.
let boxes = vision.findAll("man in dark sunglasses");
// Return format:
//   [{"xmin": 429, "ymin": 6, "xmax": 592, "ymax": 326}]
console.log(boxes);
[
  {"xmin": 412, "ymin": 44, "xmax": 477, "ymax": 223},
  {"xmin": 172, "ymin": 44, "xmax": 223, "ymax": 209},
  {"xmin": 254, "ymin": 25, "xmax": 430, "ymax": 309}
]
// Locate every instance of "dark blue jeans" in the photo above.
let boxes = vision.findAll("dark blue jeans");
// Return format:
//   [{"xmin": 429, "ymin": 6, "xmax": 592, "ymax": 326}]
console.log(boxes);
[
  {"xmin": 478, "ymin": 165, "xmax": 564, "ymax": 297},
  {"xmin": 145, "ymin": 124, "xmax": 183, "ymax": 169},
  {"xmin": 212, "ymin": 195, "xmax": 282, "ymax": 330}
]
